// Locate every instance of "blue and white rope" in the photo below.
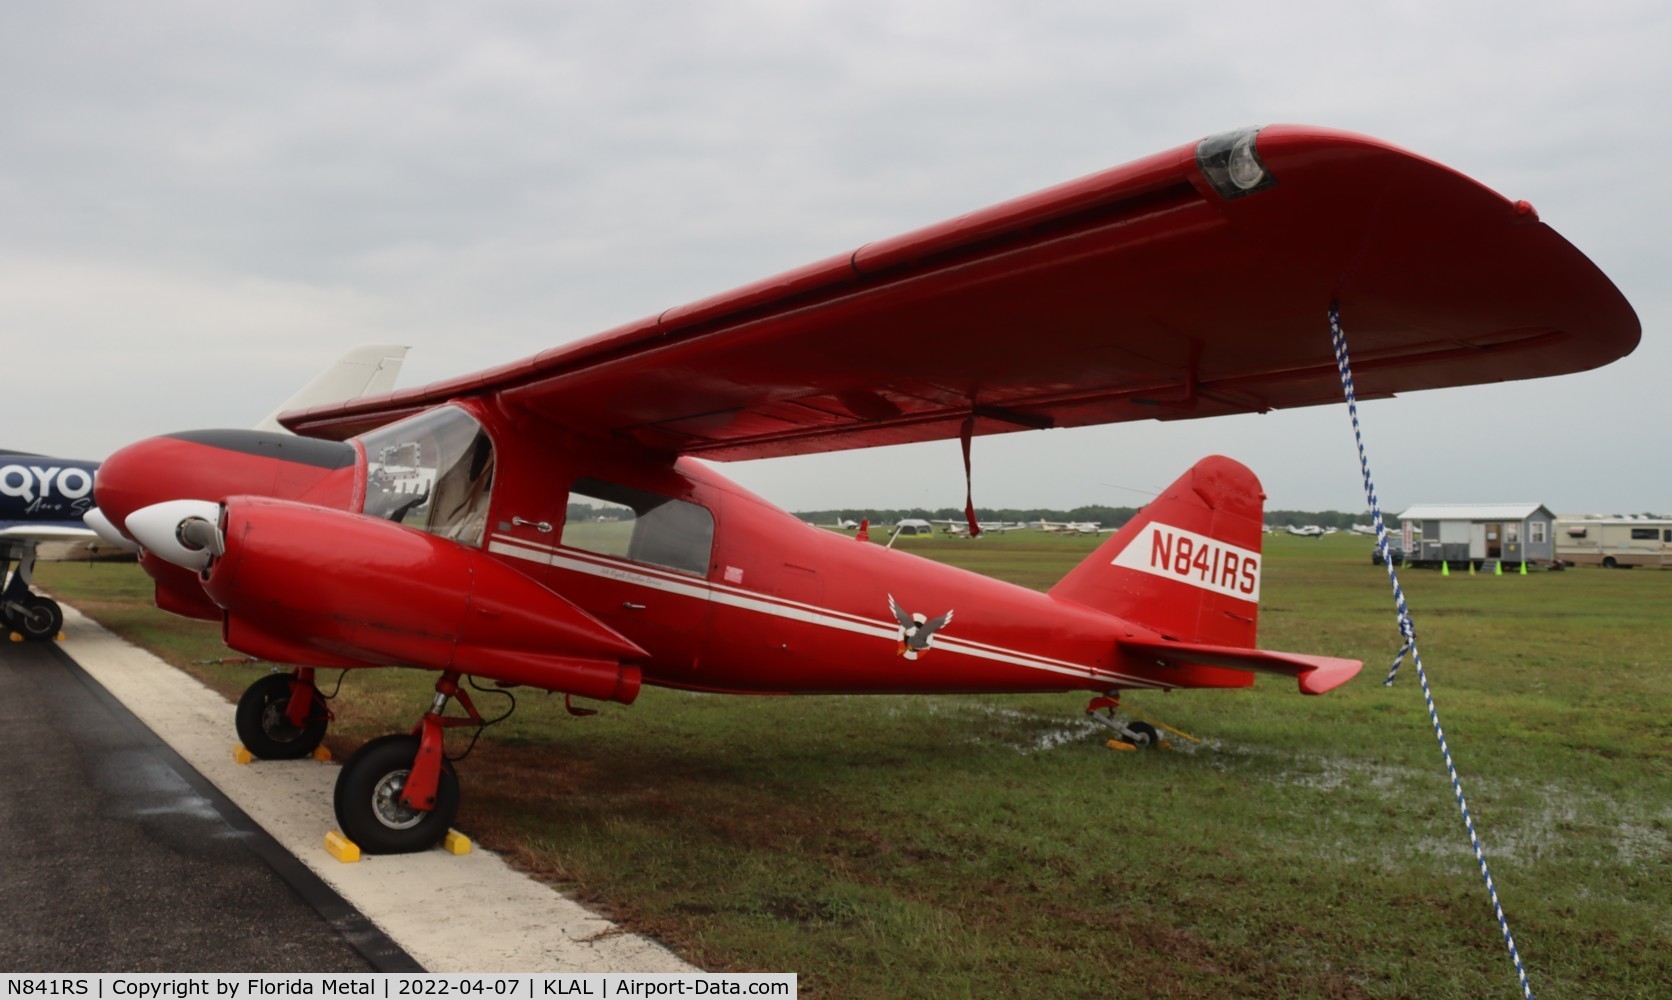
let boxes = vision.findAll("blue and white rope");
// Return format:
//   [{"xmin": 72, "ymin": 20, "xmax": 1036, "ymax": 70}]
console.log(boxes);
[{"xmin": 1330, "ymin": 307, "xmax": 1533, "ymax": 1000}]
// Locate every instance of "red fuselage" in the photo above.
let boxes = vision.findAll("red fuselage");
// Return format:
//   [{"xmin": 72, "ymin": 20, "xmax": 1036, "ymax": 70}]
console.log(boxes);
[{"xmin": 94, "ymin": 400, "xmax": 1265, "ymax": 704}]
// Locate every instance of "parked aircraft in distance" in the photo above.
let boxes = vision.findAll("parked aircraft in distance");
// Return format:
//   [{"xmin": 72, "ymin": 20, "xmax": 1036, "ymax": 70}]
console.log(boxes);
[
  {"xmin": 88, "ymin": 125, "xmax": 1638, "ymax": 853},
  {"xmin": 1036, "ymin": 519, "xmax": 1105, "ymax": 534},
  {"xmin": 931, "ymin": 519, "xmax": 1027, "ymax": 535}
]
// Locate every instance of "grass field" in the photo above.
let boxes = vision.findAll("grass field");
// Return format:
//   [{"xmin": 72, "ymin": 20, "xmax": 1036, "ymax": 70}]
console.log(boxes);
[{"xmin": 35, "ymin": 532, "xmax": 1672, "ymax": 998}]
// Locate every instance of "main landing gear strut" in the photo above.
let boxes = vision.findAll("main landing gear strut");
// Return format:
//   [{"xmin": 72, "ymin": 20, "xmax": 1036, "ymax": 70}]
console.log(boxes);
[
  {"xmin": 334, "ymin": 671, "xmax": 485, "ymax": 855},
  {"xmin": 1, "ymin": 545, "xmax": 63, "ymax": 641}
]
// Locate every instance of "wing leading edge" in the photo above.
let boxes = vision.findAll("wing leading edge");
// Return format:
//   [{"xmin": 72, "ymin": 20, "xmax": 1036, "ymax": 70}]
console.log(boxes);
[{"xmin": 280, "ymin": 125, "xmax": 1639, "ymax": 456}]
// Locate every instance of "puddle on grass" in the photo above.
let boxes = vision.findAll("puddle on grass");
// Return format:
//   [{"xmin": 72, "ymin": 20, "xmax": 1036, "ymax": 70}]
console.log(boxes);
[
  {"xmin": 895, "ymin": 700, "xmax": 1666, "ymax": 879},
  {"xmin": 1254, "ymin": 753, "xmax": 1669, "ymax": 872},
  {"xmin": 909, "ymin": 700, "xmax": 1223, "ymax": 756}
]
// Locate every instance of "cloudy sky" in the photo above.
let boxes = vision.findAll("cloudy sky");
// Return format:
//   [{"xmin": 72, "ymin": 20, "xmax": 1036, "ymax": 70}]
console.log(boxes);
[{"xmin": 3, "ymin": 2, "xmax": 1666, "ymax": 515}]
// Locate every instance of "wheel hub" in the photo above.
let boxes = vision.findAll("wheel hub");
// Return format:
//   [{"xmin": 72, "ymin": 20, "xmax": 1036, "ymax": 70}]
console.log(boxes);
[
  {"xmin": 371, "ymin": 770, "xmax": 425, "ymax": 830},
  {"xmin": 260, "ymin": 701, "xmax": 304, "ymax": 741}
]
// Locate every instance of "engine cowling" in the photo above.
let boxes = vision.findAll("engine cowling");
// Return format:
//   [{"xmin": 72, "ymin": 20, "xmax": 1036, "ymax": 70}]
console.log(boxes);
[{"xmin": 202, "ymin": 496, "xmax": 645, "ymax": 704}]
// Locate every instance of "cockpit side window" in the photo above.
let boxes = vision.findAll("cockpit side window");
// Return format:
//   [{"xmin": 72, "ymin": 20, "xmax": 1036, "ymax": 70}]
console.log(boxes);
[
  {"xmin": 358, "ymin": 407, "xmax": 496, "ymax": 546},
  {"xmin": 562, "ymin": 477, "xmax": 713, "ymax": 577}
]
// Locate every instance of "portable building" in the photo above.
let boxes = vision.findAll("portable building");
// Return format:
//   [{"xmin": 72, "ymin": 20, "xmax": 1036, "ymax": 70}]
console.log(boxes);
[{"xmin": 1396, "ymin": 503, "xmax": 1556, "ymax": 567}]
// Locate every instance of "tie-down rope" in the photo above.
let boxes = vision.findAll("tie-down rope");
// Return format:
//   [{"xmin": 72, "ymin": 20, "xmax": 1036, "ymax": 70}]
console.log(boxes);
[{"xmin": 1330, "ymin": 306, "xmax": 1533, "ymax": 1000}]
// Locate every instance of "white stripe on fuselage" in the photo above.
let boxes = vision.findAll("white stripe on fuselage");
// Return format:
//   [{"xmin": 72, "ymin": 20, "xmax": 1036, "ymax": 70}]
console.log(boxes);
[{"xmin": 487, "ymin": 534, "xmax": 1166, "ymax": 690}]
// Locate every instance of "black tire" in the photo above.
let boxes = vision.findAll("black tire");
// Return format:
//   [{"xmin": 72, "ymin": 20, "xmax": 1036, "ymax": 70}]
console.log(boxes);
[
  {"xmin": 333, "ymin": 734, "xmax": 459, "ymax": 854},
  {"xmin": 1126, "ymin": 721, "xmax": 1161, "ymax": 748},
  {"xmin": 235, "ymin": 673, "xmax": 329, "ymax": 759},
  {"xmin": 1603, "ymin": 556, "xmax": 1618, "ymax": 569},
  {"xmin": 14, "ymin": 596, "xmax": 63, "ymax": 642}
]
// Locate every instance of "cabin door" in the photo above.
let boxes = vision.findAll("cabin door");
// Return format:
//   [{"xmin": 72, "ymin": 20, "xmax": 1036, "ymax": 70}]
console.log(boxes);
[{"xmin": 1484, "ymin": 523, "xmax": 1503, "ymax": 559}]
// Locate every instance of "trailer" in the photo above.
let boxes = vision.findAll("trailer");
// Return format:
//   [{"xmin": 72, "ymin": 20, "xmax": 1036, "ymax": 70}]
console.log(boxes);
[
  {"xmin": 1555, "ymin": 517, "xmax": 1672, "ymax": 568},
  {"xmin": 1397, "ymin": 503, "xmax": 1556, "ymax": 569}
]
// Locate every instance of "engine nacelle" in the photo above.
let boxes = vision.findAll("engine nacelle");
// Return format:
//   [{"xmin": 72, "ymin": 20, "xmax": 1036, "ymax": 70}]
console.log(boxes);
[{"xmin": 202, "ymin": 496, "xmax": 645, "ymax": 704}]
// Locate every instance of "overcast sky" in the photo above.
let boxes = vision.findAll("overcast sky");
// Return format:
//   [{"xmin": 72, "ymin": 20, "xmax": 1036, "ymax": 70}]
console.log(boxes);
[{"xmin": 2, "ymin": 2, "xmax": 1666, "ymax": 515}]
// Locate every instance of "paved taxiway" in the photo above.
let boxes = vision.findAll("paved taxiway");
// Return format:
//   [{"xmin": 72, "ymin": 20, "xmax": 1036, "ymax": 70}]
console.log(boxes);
[
  {"xmin": 0, "ymin": 637, "xmax": 405, "ymax": 971},
  {"xmin": 2, "ymin": 605, "xmax": 694, "ymax": 974}
]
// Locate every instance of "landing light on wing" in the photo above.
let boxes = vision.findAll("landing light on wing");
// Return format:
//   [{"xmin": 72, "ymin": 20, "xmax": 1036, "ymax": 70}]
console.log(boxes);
[{"xmin": 1195, "ymin": 127, "xmax": 1277, "ymax": 199}]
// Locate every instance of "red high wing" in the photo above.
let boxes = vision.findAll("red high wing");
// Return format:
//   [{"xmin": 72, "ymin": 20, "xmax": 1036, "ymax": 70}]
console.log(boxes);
[{"xmin": 279, "ymin": 125, "xmax": 1638, "ymax": 455}]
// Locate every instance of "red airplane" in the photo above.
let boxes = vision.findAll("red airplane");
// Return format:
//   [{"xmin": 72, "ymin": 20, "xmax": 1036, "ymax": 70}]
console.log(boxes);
[{"xmin": 88, "ymin": 125, "xmax": 1638, "ymax": 854}]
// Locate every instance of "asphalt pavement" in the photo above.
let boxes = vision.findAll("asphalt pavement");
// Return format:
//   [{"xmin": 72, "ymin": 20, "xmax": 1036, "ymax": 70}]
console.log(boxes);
[{"xmin": 0, "ymin": 637, "xmax": 419, "ymax": 972}]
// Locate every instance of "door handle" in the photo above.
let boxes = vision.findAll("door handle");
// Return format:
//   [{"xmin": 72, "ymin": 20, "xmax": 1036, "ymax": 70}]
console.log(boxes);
[
  {"xmin": 622, "ymin": 602, "xmax": 647, "ymax": 611},
  {"xmin": 512, "ymin": 516, "xmax": 553, "ymax": 533}
]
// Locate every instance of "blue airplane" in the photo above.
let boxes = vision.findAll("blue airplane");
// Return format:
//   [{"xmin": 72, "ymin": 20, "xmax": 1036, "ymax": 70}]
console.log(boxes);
[{"xmin": 0, "ymin": 452, "xmax": 115, "ymax": 638}]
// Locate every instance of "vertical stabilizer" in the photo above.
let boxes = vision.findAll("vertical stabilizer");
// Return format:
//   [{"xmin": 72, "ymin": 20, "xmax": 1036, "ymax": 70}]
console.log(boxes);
[{"xmin": 1049, "ymin": 455, "xmax": 1265, "ymax": 647}]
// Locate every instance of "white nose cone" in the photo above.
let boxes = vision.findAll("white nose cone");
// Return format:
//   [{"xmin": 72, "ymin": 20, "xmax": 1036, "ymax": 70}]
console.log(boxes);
[
  {"xmin": 83, "ymin": 508, "xmax": 141, "ymax": 552},
  {"xmin": 125, "ymin": 500, "xmax": 224, "ymax": 570}
]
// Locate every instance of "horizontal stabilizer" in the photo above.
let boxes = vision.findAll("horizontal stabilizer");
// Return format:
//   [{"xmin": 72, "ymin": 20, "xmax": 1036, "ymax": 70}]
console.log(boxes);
[{"xmin": 1119, "ymin": 636, "xmax": 1361, "ymax": 695}]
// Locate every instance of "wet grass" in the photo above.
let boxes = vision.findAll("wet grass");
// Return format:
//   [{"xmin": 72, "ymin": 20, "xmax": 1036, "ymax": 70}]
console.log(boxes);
[{"xmin": 35, "ymin": 533, "xmax": 1672, "ymax": 998}]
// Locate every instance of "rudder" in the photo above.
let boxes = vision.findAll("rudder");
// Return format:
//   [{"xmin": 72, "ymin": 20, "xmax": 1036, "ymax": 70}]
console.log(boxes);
[{"xmin": 1049, "ymin": 455, "xmax": 1265, "ymax": 648}]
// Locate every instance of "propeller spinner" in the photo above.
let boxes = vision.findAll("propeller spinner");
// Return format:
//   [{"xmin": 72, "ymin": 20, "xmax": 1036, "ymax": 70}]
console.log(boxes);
[
  {"xmin": 125, "ymin": 499, "xmax": 225, "ymax": 571},
  {"xmin": 82, "ymin": 508, "xmax": 142, "ymax": 553}
]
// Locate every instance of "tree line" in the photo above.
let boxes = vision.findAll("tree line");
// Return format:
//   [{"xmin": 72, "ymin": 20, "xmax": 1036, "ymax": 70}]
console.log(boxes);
[{"xmin": 794, "ymin": 506, "xmax": 1396, "ymax": 529}]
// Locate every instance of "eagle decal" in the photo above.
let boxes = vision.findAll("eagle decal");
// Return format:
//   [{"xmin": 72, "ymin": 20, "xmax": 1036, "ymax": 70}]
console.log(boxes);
[{"xmin": 888, "ymin": 594, "xmax": 954, "ymax": 660}]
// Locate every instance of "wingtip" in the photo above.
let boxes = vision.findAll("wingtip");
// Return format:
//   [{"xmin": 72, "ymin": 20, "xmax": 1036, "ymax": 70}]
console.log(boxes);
[{"xmin": 1297, "ymin": 657, "xmax": 1363, "ymax": 695}]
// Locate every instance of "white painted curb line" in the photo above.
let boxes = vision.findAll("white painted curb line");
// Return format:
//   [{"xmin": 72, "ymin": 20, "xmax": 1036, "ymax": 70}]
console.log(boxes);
[{"xmin": 57, "ymin": 604, "xmax": 696, "ymax": 974}]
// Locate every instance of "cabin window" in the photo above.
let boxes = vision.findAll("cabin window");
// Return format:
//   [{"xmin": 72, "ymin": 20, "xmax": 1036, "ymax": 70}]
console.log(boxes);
[
  {"xmin": 1630, "ymin": 527, "xmax": 1658, "ymax": 540},
  {"xmin": 358, "ymin": 406, "xmax": 496, "ymax": 546},
  {"xmin": 1505, "ymin": 525, "xmax": 1519, "ymax": 544},
  {"xmin": 562, "ymin": 477, "xmax": 714, "ymax": 576},
  {"xmin": 1529, "ymin": 521, "xmax": 1546, "ymax": 544}
]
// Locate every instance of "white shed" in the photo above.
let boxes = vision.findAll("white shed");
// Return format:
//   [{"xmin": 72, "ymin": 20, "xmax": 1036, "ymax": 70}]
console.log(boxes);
[{"xmin": 1397, "ymin": 503, "xmax": 1556, "ymax": 567}]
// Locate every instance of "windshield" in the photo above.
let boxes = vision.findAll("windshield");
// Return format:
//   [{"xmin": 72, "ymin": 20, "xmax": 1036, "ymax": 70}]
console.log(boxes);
[{"xmin": 357, "ymin": 406, "xmax": 496, "ymax": 546}]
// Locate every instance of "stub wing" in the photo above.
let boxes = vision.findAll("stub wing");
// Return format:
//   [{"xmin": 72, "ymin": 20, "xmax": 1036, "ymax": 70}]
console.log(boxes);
[
  {"xmin": 0, "ymin": 523, "xmax": 101, "ymax": 544},
  {"xmin": 279, "ymin": 125, "xmax": 1638, "ymax": 454},
  {"xmin": 1119, "ymin": 636, "xmax": 1362, "ymax": 695}
]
